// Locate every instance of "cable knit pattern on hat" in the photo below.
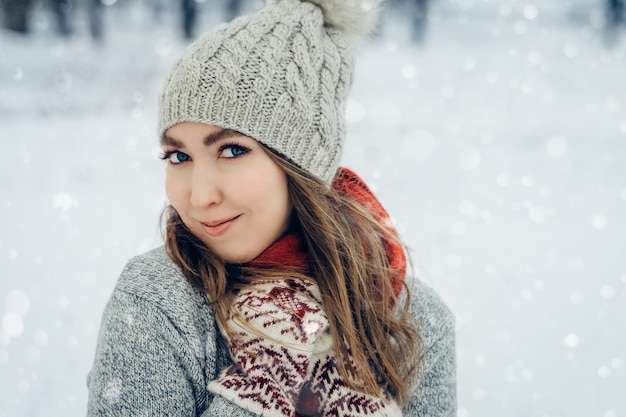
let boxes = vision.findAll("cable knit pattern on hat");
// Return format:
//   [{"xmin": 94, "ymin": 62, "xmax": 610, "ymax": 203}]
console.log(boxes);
[
  {"xmin": 208, "ymin": 278, "xmax": 401, "ymax": 417},
  {"xmin": 158, "ymin": 0, "xmax": 383, "ymax": 183}
]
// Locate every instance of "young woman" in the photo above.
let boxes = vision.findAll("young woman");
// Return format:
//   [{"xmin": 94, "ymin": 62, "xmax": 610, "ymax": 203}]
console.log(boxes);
[{"xmin": 87, "ymin": 0, "xmax": 456, "ymax": 416}]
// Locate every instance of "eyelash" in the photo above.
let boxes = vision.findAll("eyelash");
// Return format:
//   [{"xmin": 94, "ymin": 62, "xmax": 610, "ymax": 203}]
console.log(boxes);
[
  {"xmin": 158, "ymin": 143, "xmax": 251, "ymax": 164},
  {"xmin": 219, "ymin": 142, "xmax": 250, "ymax": 158},
  {"xmin": 158, "ymin": 150, "xmax": 185, "ymax": 164}
]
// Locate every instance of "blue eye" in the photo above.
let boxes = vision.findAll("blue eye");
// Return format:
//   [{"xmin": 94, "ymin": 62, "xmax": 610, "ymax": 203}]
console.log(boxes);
[
  {"xmin": 171, "ymin": 152, "xmax": 190, "ymax": 163},
  {"xmin": 220, "ymin": 144, "xmax": 249, "ymax": 158},
  {"xmin": 159, "ymin": 151, "xmax": 190, "ymax": 164}
]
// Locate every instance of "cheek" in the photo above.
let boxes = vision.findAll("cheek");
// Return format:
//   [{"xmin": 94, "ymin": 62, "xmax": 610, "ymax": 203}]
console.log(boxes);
[
  {"xmin": 165, "ymin": 172, "xmax": 186, "ymax": 208},
  {"xmin": 243, "ymin": 166, "xmax": 288, "ymax": 203},
  {"xmin": 259, "ymin": 170, "xmax": 291, "ymax": 222}
]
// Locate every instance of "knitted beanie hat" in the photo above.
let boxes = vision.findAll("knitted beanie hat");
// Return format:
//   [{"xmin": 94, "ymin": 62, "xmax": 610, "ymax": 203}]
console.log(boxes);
[{"xmin": 158, "ymin": 0, "xmax": 383, "ymax": 183}]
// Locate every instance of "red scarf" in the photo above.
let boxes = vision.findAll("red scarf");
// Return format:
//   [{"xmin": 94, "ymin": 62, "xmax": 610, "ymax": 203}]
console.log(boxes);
[{"xmin": 248, "ymin": 167, "xmax": 406, "ymax": 298}]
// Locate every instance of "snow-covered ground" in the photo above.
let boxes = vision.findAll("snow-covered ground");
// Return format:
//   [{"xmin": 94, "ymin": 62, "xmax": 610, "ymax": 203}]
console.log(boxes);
[{"xmin": 1, "ymin": 0, "xmax": 625, "ymax": 416}]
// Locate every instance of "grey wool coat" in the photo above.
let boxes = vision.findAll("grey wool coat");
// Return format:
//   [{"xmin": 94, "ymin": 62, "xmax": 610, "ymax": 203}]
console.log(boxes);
[{"xmin": 87, "ymin": 246, "xmax": 457, "ymax": 416}]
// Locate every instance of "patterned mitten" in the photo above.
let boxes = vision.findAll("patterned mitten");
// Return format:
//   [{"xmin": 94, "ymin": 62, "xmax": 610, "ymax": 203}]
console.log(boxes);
[
  {"xmin": 208, "ymin": 278, "xmax": 328, "ymax": 417},
  {"xmin": 208, "ymin": 278, "xmax": 403, "ymax": 417},
  {"xmin": 307, "ymin": 352, "xmax": 402, "ymax": 417}
]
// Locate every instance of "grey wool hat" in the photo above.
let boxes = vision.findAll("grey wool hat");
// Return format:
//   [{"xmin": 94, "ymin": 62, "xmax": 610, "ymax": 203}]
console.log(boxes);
[{"xmin": 158, "ymin": 0, "xmax": 384, "ymax": 183}]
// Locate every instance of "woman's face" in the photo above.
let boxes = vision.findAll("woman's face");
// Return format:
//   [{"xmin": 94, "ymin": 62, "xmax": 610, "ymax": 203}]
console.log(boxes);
[{"xmin": 162, "ymin": 122, "xmax": 292, "ymax": 263}]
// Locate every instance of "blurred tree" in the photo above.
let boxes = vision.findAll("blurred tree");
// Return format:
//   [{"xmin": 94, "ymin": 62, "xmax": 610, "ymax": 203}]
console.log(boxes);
[
  {"xmin": 410, "ymin": 0, "xmax": 429, "ymax": 42},
  {"xmin": 89, "ymin": 0, "xmax": 104, "ymax": 43},
  {"xmin": 47, "ymin": 0, "xmax": 103, "ymax": 43},
  {"xmin": 0, "ymin": 0, "xmax": 35, "ymax": 33},
  {"xmin": 225, "ymin": 0, "xmax": 244, "ymax": 22},
  {"xmin": 604, "ymin": 0, "xmax": 624, "ymax": 46},
  {"xmin": 50, "ymin": 0, "xmax": 73, "ymax": 36},
  {"xmin": 607, "ymin": 0, "xmax": 624, "ymax": 26},
  {"xmin": 388, "ymin": 0, "xmax": 429, "ymax": 42},
  {"xmin": 182, "ymin": 0, "xmax": 197, "ymax": 39}
]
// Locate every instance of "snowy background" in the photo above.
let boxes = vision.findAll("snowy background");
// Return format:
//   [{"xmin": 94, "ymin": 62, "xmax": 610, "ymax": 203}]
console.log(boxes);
[{"xmin": 1, "ymin": 0, "xmax": 625, "ymax": 416}]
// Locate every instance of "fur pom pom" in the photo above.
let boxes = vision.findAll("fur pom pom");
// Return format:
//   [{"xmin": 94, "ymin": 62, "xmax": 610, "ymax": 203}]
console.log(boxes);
[{"xmin": 268, "ymin": 0, "xmax": 384, "ymax": 40}]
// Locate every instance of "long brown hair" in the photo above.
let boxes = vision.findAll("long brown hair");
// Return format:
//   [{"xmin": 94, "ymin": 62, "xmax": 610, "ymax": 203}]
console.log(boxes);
[{"xmin": 162, "ymin": 147, "xmax": 424, "ymax": 405}]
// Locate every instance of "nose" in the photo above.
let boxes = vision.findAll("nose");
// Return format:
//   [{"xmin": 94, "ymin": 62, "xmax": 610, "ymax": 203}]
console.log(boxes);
[{"xmin": 189, "ymin": 164, "xmax": 222, "ymax": 208}]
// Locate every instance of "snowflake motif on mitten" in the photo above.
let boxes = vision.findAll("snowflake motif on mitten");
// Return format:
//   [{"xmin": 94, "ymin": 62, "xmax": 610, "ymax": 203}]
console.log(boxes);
[
  {"xmin": 208, "ymin": 279, "xmax": 329, "ymax": 417},
  {"xmin": 307, "ymin": 356, "xmax": 402, "ymax": 417},
  {"xmin": 207, "ymin": 278, "xmax": 402, "ymax": 417}
]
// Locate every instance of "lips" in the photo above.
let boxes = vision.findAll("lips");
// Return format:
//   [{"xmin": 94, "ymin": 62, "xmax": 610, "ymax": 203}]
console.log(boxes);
[{"xmin": 200, "ymin": 215, "xmax": 241, "ymax": 237}]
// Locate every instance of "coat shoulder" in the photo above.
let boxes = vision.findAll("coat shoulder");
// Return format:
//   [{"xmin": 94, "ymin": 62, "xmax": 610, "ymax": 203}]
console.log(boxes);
[
  {"xmin": 406, "ymin": 277, "xmax": 455, "ymax": 340},
  {"xmin": 403, "ymin": 277, "xmax": 457, "ymax": 416},
  {"xmin": 113, "ymin": 246, "xmax": 213, "ymax": 333}
]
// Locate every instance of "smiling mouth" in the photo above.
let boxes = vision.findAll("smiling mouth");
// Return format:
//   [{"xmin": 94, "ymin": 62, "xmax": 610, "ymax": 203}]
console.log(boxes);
[
  {"xmin": 203, "ymin": 216, "xmax": 239, "ymax": 227},
  {"xmin": 200, "ymin": 215, "xmax": 241, "ymax": 237}
]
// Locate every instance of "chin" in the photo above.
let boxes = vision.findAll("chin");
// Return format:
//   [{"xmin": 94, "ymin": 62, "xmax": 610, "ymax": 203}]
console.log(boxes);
[{"xmin": 219, "ymin": 250, "xmax": 258, "ymax": 264}]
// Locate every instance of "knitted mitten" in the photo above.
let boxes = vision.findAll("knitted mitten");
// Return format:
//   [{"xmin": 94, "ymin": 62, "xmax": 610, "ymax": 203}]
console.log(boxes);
[
  {"xmin": 208, "ymin": 278, "xmax": 328, "ymax": 416},
  {"xmin": 307, "ymin": 355, "xmax": 402, "ymax": 417},
  {"xmin": 207, "ymin": 278, "xmax": 402, "ymax": 417}
]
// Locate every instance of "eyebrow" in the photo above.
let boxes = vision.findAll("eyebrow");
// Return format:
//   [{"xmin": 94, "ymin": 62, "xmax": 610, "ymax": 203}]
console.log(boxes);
[{"xmin": 161, "ymin": 128, "xmax": 242, "ymax": 147}]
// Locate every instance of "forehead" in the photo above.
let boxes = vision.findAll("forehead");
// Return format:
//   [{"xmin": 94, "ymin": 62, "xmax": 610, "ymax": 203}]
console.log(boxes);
[{"xmin": 161, "ymin": 123, "xmax": 244, "ymax": 148}]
